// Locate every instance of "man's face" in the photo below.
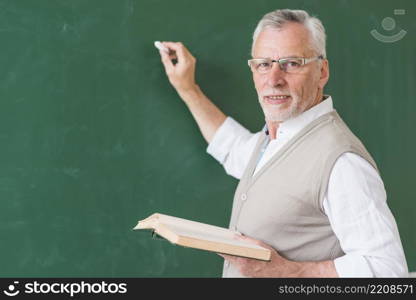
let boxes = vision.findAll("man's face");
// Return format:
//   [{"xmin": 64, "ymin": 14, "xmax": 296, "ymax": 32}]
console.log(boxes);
[{"xmin": 252, "ymin": 23, "xmax": 329, "ymax": 122}]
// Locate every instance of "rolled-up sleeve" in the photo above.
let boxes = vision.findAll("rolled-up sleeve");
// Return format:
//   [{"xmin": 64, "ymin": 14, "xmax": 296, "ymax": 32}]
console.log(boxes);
[
  {"xmin": 207, "ymin": 117, "xmax": 260, "ymax": 180},
  {"xmin": 325, "ymin": 153, "xmax": 409, "ymax": 277}
]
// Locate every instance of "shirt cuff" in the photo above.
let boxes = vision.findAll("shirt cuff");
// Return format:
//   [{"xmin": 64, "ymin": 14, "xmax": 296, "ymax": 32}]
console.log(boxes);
[
  {"xmin": 334, "ymin": 254, "xmax": 374, "ymax": 277},
  {"xmin": 206, "ymin": 116, "xmax": 249, "ymax": 164}
]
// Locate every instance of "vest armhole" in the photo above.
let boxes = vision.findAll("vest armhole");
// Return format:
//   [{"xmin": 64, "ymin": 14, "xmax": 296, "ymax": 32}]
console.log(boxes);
[
  {"xmin": 316, "ymin": 146, "xmax": 379, "ymax": 216},
  {"xmin": 316, "ymin": 147, "xmax": 357, "ymax": 215}
]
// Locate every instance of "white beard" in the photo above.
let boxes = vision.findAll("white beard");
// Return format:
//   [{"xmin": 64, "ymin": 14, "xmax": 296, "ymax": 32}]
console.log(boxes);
[{"xmin": 258, "ymin": 95, "xmax": 302, "ymax": 122}]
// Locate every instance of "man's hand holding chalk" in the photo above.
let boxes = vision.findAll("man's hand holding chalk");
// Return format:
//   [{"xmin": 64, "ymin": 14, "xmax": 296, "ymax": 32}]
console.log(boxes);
[
  {"xmin": 154, "ymin": 41, "xmax": 170, "ymax": 54},
  {"xmin": 156, "ymin": 41, "xmax": 197, "ymax": 93}
]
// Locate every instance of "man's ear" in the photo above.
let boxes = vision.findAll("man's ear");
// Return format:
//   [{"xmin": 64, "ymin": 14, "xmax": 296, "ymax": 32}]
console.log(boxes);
[{"xmin": 318, "ymin": 59, "xmax": 330, "ymax": 90}]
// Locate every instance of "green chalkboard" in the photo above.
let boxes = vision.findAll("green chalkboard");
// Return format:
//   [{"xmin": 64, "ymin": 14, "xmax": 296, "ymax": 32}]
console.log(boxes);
[{"xmin": 0, "ymin": 0, "xmax": 414, "ymax": 277}]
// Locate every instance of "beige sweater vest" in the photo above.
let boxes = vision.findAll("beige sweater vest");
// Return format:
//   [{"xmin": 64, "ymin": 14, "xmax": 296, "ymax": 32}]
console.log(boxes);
[{"xmin": 223, "ymin": 111, "xmax": 378, "ymax": 277}]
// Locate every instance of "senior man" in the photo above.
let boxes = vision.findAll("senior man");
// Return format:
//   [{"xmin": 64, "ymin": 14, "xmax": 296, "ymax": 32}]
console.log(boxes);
[{"xmin": 157, "ymin": 9, "xmax": 408, "ymax": 277}]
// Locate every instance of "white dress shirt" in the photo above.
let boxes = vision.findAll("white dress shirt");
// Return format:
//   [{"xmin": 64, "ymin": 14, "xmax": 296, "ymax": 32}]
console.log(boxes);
[{"xmin": 207, "ymin": 96, "xmax": 408, "ymax": 277}]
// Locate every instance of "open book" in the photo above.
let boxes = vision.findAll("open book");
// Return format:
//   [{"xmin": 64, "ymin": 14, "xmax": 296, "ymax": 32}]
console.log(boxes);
[{"xmin": 134, "ymin": 213, "xmax": 271, "ymax": 261}]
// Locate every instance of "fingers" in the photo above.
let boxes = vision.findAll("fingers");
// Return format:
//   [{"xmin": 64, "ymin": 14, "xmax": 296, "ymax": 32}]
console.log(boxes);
[
  {"xmin": 159, "ymin": 49, "xmax": 174, "ymax": 74},
  {"xmin": 161, "ymin": 41, "xmax": 195, "ymax": 64},
  {"xmin": 162, "ymin": 42, "xmax": 186, "ymax": 57},
  {"xmin": 158, "ymin": 41, "xmax": 191, "ymax": 73},
  {"xmin": 156, "ymin": 41, "xmax": 197, "ymax": 92}
]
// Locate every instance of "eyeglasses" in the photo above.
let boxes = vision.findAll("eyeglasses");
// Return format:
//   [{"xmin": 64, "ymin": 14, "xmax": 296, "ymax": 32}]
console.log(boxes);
[{"xmin": 247, "ymin": 55, "xmax": 324, "ymax": 74}]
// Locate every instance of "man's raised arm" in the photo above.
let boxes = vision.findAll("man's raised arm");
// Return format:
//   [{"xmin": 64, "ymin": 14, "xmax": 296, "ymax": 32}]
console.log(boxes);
[{"xmin": 158, "ymin": 41, "xmax": 226, "ymax": 143}]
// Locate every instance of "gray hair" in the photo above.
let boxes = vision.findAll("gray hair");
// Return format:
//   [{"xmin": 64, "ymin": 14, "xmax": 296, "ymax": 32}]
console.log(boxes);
[{"xmin": 251, "ymin": 9, "xmax": 327, "ymax": 58}]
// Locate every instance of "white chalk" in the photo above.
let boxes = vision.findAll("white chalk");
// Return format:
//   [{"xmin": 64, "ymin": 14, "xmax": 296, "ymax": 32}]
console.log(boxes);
[{"xmin": 154, "ymin": 41, "xmax": 169, "ymax": 53}]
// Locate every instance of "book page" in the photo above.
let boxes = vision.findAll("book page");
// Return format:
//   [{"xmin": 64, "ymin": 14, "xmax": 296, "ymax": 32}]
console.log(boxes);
[
  {"xmin": 160, "ymin": 218, "xmax": 267, "ymax": 250},
  {"xmin": 155, "ymin": 214, "xmax": 237, "ymax": 236}
]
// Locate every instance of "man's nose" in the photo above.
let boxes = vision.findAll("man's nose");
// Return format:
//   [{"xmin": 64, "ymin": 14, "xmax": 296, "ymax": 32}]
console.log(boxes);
[{"xmin": 266, "ymin": 63, "xmax": 286, "ymax": 87}]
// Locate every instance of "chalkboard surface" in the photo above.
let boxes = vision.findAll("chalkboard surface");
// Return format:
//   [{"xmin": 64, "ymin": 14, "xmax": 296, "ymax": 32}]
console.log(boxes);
[{"xmin": 0, "ymin": 0, "xmax": 414, "ymax": 277}]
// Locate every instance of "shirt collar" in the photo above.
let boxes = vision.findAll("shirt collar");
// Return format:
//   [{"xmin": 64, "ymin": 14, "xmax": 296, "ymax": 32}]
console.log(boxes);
[{"xmin": 263, "ymin": 95, "xmax": 334, "ymax": 139}]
